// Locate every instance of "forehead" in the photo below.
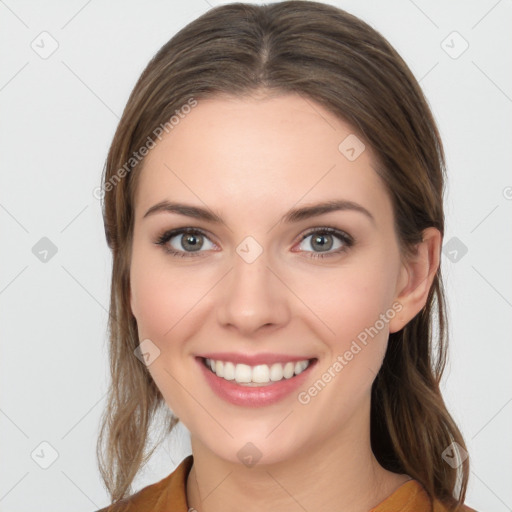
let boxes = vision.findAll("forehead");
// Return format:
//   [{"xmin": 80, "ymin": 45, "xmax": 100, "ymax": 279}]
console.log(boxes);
[{"xmin": 134, "ymin": 94, "xmax": 392, "ymax": 223}]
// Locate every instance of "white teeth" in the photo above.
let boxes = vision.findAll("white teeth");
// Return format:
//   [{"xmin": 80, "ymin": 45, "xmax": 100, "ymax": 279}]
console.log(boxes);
[
  {"xmin": 283, "ymin": 362, "xmax": 295, "ymax": 379},
  {"xmin": 294, "ymin": 360, "xmax": 309, "ymax": 375},
  {"xmin": 223, "ymin": 361, "xmax": 235, "ymax": 380},
  {"xmin": 235, "ymin": 363, "xmax": 252, "ymax": 383},
  {"xmin": 252, "ymin": 364, "xmax": 270, "ymax": 383},
  {"xmin": 215, "ymin": 360, "xmax": 224, "ymax": 378},
  {"xmin": 204, "ymin": 358, "xmax": 312, "ymax": 385},
  {"xmin": 269, "ymin": 363, "xmax": 283, "ymax": 381}
]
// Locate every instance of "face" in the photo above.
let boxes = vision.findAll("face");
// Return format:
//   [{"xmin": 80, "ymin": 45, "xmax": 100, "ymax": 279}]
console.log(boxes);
[{"xmin": 129, "ymin": 93, "xmax": 408, "ymax": 466}]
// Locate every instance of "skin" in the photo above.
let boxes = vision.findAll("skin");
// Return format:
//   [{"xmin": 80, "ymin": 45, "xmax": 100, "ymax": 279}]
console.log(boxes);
[{"xmin": 129, "ymin": 92, "xmax": 441, "ymax": 512}]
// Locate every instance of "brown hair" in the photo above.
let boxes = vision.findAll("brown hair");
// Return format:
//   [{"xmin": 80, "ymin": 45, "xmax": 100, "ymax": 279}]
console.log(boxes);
[{"xmin": 97, "ymin": 2, "xmax": 470, "ymax": 510}]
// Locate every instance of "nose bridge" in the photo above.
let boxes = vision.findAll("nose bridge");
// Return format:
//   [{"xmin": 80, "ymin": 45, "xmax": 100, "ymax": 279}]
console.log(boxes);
[{"xmin": 216, "ymin": 235, "xmax": 290, "ymax": 334}]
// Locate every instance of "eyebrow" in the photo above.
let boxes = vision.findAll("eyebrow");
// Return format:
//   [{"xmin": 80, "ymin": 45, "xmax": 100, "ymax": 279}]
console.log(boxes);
[{"xmin": 143, "ymin": 199, "xmax": 375, "ymax": 225}]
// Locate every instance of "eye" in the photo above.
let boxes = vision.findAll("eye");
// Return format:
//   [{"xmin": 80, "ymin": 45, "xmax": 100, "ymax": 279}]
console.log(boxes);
[
  {"xmin": 295, "ymin": 227, "xmax": 354, "ymax": 259},
  {"xmin": 154, "ymin": 226, "xmax": 354, "ymax": 259},
  {"xmin": 155, "ymin": 228, "xmax": 216, "ymax": 257}
]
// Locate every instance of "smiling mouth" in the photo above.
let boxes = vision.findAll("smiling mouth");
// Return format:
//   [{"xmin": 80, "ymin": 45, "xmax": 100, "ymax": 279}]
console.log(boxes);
[{"xmin": 200, "ymin": 356, "xmax": 317, "ymax": 386}]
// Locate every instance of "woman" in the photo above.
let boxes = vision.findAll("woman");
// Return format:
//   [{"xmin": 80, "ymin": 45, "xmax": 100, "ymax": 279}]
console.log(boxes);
[{"xmin": 95, "ymin": 2, "xmax": 475, "ymax": 511}]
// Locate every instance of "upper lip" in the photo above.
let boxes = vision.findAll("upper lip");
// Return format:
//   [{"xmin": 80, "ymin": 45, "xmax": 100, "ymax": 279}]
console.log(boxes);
[{"xmin": 197, "ymin": 352, "xmax": 316, "ymax": 366}]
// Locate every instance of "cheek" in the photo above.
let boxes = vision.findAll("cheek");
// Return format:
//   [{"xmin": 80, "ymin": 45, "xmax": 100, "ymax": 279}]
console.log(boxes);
[
  {"xmin": 298, "ymin": 265, "xmax": 395, "ymax": 340},
  {"xmin": 290, "ymin": 266, "xmax": 395, "ymax": 421},
  {"xmin": 130, "ymin": 246, "xmax": 202, "ymax": 339},
  {"xmin": 289, "ymin": 252, "xmax": 398, "ymax": 384},
  {"xmin": 130, "ymin": 248, "xmax": 200, "ymax": 414},
  {"xmin": 131, "ymin": 270, "xmax": 171, "ymax": 338}
]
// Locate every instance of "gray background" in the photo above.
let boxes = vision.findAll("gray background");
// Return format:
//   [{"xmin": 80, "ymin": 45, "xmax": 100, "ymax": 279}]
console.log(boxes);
[{"xmin": 1, "ymin": 1, "xmax": 511, "ymax": 511}]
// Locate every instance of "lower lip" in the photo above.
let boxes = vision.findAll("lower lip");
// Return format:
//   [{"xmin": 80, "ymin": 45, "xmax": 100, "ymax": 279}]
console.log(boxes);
[{"xmin": 196, "ymin": 357, "xmax": 317, "ymax": 408}]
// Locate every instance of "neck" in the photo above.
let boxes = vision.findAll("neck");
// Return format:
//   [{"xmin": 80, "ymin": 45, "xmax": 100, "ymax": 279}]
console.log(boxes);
[{"xmin": 185, "ymin": 397, "xmax": 410, "ymax": 512}]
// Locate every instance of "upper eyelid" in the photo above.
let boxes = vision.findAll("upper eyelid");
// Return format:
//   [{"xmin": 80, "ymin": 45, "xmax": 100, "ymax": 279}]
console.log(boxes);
[
  {"xmin": 300, "ymin": 226, "xmax": 353, "ymax": 241},
  {"xmin": 165, "ymin": 227, "xmax": 219, "ymax": 246}
]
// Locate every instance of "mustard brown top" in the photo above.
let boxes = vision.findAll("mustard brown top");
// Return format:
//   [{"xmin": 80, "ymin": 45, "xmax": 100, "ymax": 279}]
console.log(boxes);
[{"xmin": 96, "ymin": 455, "xmax": 477, "ymax": 512}]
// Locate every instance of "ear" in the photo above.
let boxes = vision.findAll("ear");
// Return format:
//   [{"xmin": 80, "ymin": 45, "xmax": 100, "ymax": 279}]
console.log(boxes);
[{"xmin": 389, "ymin": 227, "xmax": 442, "ymax": 333}]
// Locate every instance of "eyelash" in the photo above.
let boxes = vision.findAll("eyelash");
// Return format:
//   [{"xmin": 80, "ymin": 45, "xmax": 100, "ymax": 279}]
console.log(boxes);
[{"xmin": 154, "ymin": 226, "xmax": 354, "ymax": 260}]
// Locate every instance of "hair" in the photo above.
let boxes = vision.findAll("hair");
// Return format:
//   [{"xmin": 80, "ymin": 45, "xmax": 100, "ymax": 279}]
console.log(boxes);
[{"xmin": 96, "ymin": 1, "xmax": 470, "ymax": 510}]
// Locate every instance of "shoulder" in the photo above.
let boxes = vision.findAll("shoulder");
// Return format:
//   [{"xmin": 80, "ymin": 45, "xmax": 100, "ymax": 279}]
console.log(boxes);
[
  {"xmin": 371, "ymin": 479, "xmax": 478, "ymax": 512},
  {"xmin": 94, "ymin": 455, "xmax": 194, "ymax": 512},
  {"xmin": 433, "ymin": 500, "xmax": 478, "ymax": 512}
]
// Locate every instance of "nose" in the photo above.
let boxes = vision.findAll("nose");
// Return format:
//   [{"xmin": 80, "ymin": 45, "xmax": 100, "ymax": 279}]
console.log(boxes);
[{"xmin": 216, "ymin": 246, "xmax": 291, "ymax": 337}]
